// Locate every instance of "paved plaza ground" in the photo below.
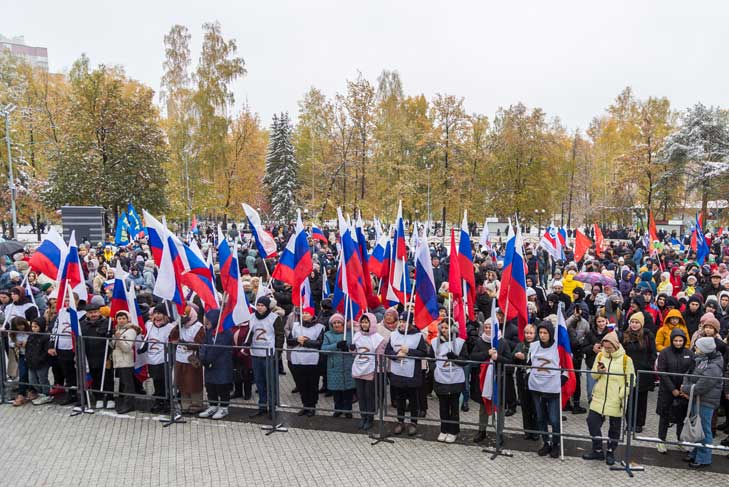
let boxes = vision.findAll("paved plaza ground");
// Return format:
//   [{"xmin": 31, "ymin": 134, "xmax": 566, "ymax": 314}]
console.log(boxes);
[{"xmin": 1, "ymin": 398, "xmax": 727, "ymax": 487}]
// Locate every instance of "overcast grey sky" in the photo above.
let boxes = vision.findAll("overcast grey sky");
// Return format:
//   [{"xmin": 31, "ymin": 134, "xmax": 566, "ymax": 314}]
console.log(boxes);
[{"xmin": 3, "ymin": 0, "xmax": 728, "ymax": 130}]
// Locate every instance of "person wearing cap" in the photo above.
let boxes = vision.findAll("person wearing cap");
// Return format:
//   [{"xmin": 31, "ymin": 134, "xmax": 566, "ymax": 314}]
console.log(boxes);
[
  {"xmin": 110, "ymin": 310, "xmax": 142, "ymax": 414},
  {"xmin": 680, "ymin": 336, "xmax": 725, "ymax": 468},
  {"xmin": 286, "ymin": 304, "xmax": 325, "ymax": 417},
  {"xmin": 583, "ymin": 330, "xmax": 635, "ymax": 466},
  {"xmin": 622, "ymin": 311, "xmax": 656, "ymax": 433},
  {"xmin": 385, "ymin": 311, "xmax": 427, "ymax": 436},
  {"xmin": 702, "ymin": 271, "xmax": 723, "ymax": 299},
  {"xmin": 81, "ymin": 295, "xmax": 114, "ymax": 410},
  {"xmin": 169, "ymin": 306, "xmax": 205, "ymax": 414},
  {"xmin": 245, "ymin": 295, "xmax": 284, "ymax": 417},
  {"xmin": 142, "ymin": 302, "xmax": 176, "ymax": 413},
  {"xmin": 198, "ymin": 309, "xmax": 234, "ymax": 420}
]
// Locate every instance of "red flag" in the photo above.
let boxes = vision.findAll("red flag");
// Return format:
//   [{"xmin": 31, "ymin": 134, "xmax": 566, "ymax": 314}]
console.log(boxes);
[
  {"xmin": 648, "ymin": 210, "xmax": 658, "ymax": 254},
  {"xmin": 448, "ymin": 228, "xmax": 466, "ymax": 336},
  {"xmin": 574, "ymin": 229, "xmax": 593, "ymax": 263},
  {"xmin": 593, "ymin": 224, "xmax": 604, "ymax": 258}
]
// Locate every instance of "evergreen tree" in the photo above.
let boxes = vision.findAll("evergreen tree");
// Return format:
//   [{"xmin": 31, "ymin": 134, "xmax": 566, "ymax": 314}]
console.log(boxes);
[{"xmin": 264, "ymin": 112, "xmax": 298, "ymax": 222}]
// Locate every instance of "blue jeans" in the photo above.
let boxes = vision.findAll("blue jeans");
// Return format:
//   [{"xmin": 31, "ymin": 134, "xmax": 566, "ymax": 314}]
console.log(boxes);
[
  {"xmin": 586, "ymin": 373, "xmax": 597, "ymax": 403},
  {"xmin": 28, "ymin": 366, "xmax": 50, "ymax": 394},
  {"xmin": 532, "ymin": 392, "xmax": 561, "ymax": 445},
  {"xmin": 461, "ymin": 364, "xmax": 471, "ymax": 404},
  {"xmin": 691, "ymin": 404, "xmax": 715, "ymax": 465},
  {"xmin": 252, "ymin": 356, "xmax": 276, "ymax": 410}
]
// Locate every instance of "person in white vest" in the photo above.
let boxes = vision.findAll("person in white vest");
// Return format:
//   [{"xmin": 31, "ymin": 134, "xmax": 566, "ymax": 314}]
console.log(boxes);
[
  {"xmin": 527, "ymin": 319, "xmax": 568, "ymax": 459},
  {"xmin": 431, "ymin": 319, "xmax": 469, "ymax": 443},
  {"xmin": 351, "ymin": 312, "xmax": 386, "ymax": 431},
  {"xmin": 47, "ymin": 291, "xmax": 81, "ymax": 406},
  {"xmin": 169, "ymin": 305, "xmax": 205, "ymax": 414},
  {"xmin": 246, "ymin": 296, "xmax": 283, "ymax": 417},
  {"xmin": 385, "ymin": 311, "xmax": 427, "ymax": 436},
  {"xmin": 141, "ymin": 302, "xmax": 176, "ymax": 413},
  {"xmin": 286, "ymin": 307, "xmax": 325, "ymax": 416}
]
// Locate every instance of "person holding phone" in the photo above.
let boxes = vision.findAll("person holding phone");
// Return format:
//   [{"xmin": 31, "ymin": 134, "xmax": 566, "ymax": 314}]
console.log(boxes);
[{"xmin": 582, "ymin": 330, "xmax": 635, "ymax": 466}]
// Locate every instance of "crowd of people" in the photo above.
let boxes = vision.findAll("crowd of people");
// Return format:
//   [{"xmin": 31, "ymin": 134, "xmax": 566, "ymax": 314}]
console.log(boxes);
[{"xmin": 1, "ymin": 222, "xmax": 728, "ymax": 469}]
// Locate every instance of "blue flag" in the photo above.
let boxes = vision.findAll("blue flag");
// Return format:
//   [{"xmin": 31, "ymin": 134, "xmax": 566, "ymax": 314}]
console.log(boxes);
[
  {"xmin": 127, "ymin": 203, "xmax": 146, "ymax": 238},
  {"xmin": 114, "ymin": 212, "xmax": 131, "ymax": 245}
]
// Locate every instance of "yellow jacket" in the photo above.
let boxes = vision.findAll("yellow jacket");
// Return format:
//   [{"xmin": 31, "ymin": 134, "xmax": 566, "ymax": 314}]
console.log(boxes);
[
  {"xmin": 562, "ymin": 272, "xmax": 582, "ymax": 300},
  {"xmin": 589, "ymin": 333, "xmax": 635, "ymax": 418},
  {"xmin": 655, "ymin": 309, "xmax": 690, "ymax": 352}
]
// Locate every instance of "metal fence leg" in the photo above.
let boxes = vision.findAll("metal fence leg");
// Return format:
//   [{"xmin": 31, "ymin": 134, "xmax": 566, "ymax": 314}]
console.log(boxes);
[
  {"xmin": 0, "ymin": 332, "xmax": 6, "ymax": 405},
  {"xmin": 70, "ymin": 334, "xmax": 92, "ymax": 416},
  {"xmin": 161, "ymin": 342, "xmax": 185, "ymax": 427},
  {"xmin": 262, "ymin": 349, "xmax": 286, "ymax": 435},
  {"xmin": 610, "ymin": 373, "xmax": 644, "ymax": 477},
  {"xmin": 483, "ymin": 362, "xmax": 512, "ymax": 459},
  {"xmin": 370, "ymin": 354, "xmax": 393, "ymax": 446}
]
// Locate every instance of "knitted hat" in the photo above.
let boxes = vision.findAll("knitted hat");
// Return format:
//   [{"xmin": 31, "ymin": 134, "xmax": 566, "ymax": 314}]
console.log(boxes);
[
  {"xmin": 85, "ymin": 295, "xmax": 106, "ymax": 311},
  {"xmin": 256, "ymin": 296, "xmax": 271, "ymax": 310},
  {"xmin": 628, "ymin": 311, "xmax": 644, "ymax": 326},
  {"xmin": 699, "ymin": 312, "xmax": 721, "ymax": 334},
  {"xmin": 153, "ymin": 302, "xmax": 170, "ymax": 316},
  {"xmin": 329, "ymin": 313, "xmax": 345, "ymax": 325},
  {"xmin": 694, "ymin": 336, "xmax": 716, "ymax": 355}
]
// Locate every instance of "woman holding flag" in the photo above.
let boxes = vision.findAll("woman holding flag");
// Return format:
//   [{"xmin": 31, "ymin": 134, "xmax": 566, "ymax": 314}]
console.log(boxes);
[
  {"xmin": 286, "ymin": 307, "xmax": 325, "ymax": 417},
  {"xmin": 430, "ymin": 319, "xmax": 469, "ymax": 443},
  {"xmin": 527, "ymin": 318, "xmax": 568, "ymax": 458}
]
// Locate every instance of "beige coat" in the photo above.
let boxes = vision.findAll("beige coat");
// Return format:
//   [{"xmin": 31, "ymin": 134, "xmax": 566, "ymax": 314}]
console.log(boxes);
[{"xmin": 111, "ymin": 325, "xmax": 140, "ymax": 368}]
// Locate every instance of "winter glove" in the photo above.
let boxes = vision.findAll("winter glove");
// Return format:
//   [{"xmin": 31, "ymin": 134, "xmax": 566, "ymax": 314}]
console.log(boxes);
[
  {"xmin": 446, "ymin": 352, "xmax": 457, "ymax": 360},
  {"xmin": 336, "ymin": 340, "xmax": 348, "ymax": 351},
  {"xmin": 348, "ymin": 344, "xmax": 356, "ymax": 352},
  {"xmin": 561, "ymin": 375, "xmax": 568, "ymax": 386}
]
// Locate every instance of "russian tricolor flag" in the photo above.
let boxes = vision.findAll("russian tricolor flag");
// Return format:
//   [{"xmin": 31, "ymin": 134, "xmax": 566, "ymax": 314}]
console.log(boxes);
[
  {"xmin": 386, "ymin": 201, "xmax": 410, "ymax": 305},
  {"xmin": 143, "ymin": 210, "xmax": 185, "ymax": 313},
  {"xmin": 217, "ymin": 228, "xmax": 253, "ymax": 332},
  {"xmin": 29, "ymin": 228, "xmax": 66, "ymax": 280},
  {"xmin": 299, "ymin": 277, "xmax": 316, "ymax": 315},
  {"xmin": 334, "ymin": 208, "xmax": 367, "ymax": 320},
  {"xmin": 242, "ymin": 203, "xmax": 278, "ymax": 259},
  {"xmin": 368, "ymin": 233, "xmax": 391, "ymax": 278},
  {"xmin": 55, "ymin": 231, "xmax": 87, "ymax": 312},
  {"xmin": 481, "ymin": 298, "xmax": 500, "ymax": 414},
  {"xmin": 310, "ymin": 224, "xmax": 328, "ymax": 244},
  {"xmin": 556, "ymin": 304, "xmax": 577, "ymax": 408},
  {"xmin": 182, "ymin": 240, "xmax": 219, "ymax": 311},
  {"xmin": 498, "ymin": 221, "xmax": 528, "ymax": 340},
  {"xmin": 458, "ymin": 211, "xmax": 475, "ymax": 321},
  {"xmin": 413, "ymin": 236, "xmax": 439, "ymax": 329},
  {"xmin": 272, "ymin": 209, "xmax": 313, "ymax": 290}
]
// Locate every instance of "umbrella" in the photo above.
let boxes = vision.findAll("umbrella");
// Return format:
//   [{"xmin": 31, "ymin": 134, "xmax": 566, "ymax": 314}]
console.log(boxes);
[
  {"xmin": 573, "ymin": 271, "xmax": 617, "ymax": 288},
  {"xmin": 0, "ymin": 240, "xmax": 25, "ymax": 256}
]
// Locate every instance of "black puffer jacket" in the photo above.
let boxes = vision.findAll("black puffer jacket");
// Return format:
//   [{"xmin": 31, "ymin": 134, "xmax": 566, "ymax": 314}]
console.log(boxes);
[
  {"xmin": 81, "ymin": 316, "xmax": 111, "ymax": 369},
  {"xmin": 655, "ymin": 329, "xmax": 693, "ymax": 416},
  {"xmin": 25, "ymin": 332, "xmax": 51, "ymax": 369},
  {"xmin": 622, "ymin": 329, "xmax": 657, "ymax": 392}
]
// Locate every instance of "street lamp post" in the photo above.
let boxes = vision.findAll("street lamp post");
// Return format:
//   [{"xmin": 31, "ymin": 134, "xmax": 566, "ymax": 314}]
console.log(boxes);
[
  {"xmin": 534, "ymin": 208, "xmax": 545, "ymax": 234},
  {"xmin": 425, "ymin": 161, "xmax": 433, "ymax": 232},
  {"xmin": 2, "ymin": 104, "xmax": 17, "ymax": 239}
]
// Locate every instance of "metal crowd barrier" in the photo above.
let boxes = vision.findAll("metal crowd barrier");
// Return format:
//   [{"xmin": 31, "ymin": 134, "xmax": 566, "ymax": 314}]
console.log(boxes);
[{"xmin": 4, "ymin": 330, "xmax": 729, "ymax": 479}]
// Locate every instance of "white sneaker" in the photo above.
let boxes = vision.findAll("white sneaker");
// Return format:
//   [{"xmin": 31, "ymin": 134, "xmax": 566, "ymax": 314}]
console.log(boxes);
[
  {"xmin": 32, "ymin": 394, "xmax": 53, "ymax": 405},
  {"xmin": 437, "ymin": 433, "xmax": 447, "ymax": 442},
  {"xmin": 656, "ymin": 442, "xmax": 668, "ymax": 454},
  {"xmin": 95, "ymin": 400, "xmax": 104, "ymax": 409},
  {"xmin": 198, "ymin": 406, "xmax": 218, "ymax": 418},
  {"xmin": 106, "ymin": 400, "xmax": 115, "ymax": 409},
  {"xmin": 212, "ymin": 407, "xmax": 229, "ymax": 420},
  {"xmin": 445, "ymin": 434, "xmax": 457, "ymax": 443},
  {"xmin": 678, "ymin": 444, "xmax": 691, "ymax": 452}
]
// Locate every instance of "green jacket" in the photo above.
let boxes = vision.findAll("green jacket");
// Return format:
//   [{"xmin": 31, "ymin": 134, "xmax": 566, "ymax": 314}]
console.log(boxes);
[{"xmin": 589, "ymin": 345, "xmax": 635, "ymax": 417}]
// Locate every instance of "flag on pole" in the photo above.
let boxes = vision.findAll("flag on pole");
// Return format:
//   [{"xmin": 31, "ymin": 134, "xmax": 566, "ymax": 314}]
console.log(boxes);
[
  {"xmin": 28, "ymin": 228, "xmax": 66, "ymax": 280},
  {"xmin": 127, "ymin": 203, "xmax": 145, "ymax": 238},
  {"xmin": 310, "ymin": 224, "xmax": 328, "ymax": 244},
  {"xmin": 498, "ymin": 221, "xmax": 528, "ymax": 340},
  {"xmin": 573, "ymin": 229, "xmax": 593, "ymax": 263},
  {"xmin": 242, "ymin": 203, "xmax": 278, "ymax": 259},
  {"xmin": 355, "ymin": 213, "xmax": 375, "ymax": 301},
  {"xmin": 593, "ymin": 224, "xmax": 604, "ymax": 258},
  {"xmin": 458, "ymin": 211, "xmax": 476, "ymax": 321},
  {"xmin": 181, "ymin": 239, "xmax": 219, "ymax": 311},
  {"xmin": 368, "ymin": 233, "xmax": 391, "ymax": 278},
  {"xmin": 556, "ymin": 304, "xmax": 577, "ymax": 408},
  {"xmin": 413, "ymin": 236, "xmax": 439, "ymax": 330},
  {"xmin": 695, "ymin": 212, "xmax": 710, "ymax": 265},
  {"xmin": 114, "ymin": 212, "xmax": 132, "ymax": 245},
  {"xmin": 386, "ymin": 201, "xmax": 410, "ymax": 304},
  {"xmin": 143, "ymin": 210, "xmax": 185, "ymax": 312},
  {"xmin": 299, "ymin": 277, "xmax": 316, "ymax": 316},
  {"xmin": 448, "ymin": 228, "xmax": 466, "ymax": 337},
  {"xmin": 539, "ymin": 224, "xmax": 563, "ymax": 261},
  {"xmin": 648, "ymin": 210, "xmax": 659, "ymax": 254},
  {"xmin": 55, "ymin": 231, "xmax": 88, "ymax": 312},
  {"xmin": 272, "ymin": 209, "xmax": 313, "ymax": 289},
  {"xmin": 217, "ymin": 228, "xmax": 253, "ymax": 332},
  {"xmin": 333, "ymin": 208, "xmax": 367, "ymax": 320}
]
